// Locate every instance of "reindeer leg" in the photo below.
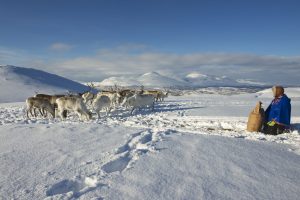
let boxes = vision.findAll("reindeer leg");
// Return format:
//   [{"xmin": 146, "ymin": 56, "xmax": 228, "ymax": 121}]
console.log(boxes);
[
  {"xmin": 44, "ymin": 108, "xmax": 53, "ymax": 118},
  {"xmin": 83, "ymin": 112, "xmax": 88, "ymax": 120},
  {"xmin": 30, "ymin": 108, "xmax": 34, "ymax": 117},
  {"xmin": 51, "ymin": 109, "xmax": 55, "ymax": 118},
  {"xmin": 42, "ymin": 108, "xmax": 47, "ymax": 117},
  {"xmin": 63, "ymin": 110, "xmax": 67, "ymax": 118},
  {"xmin": 106, "ymin": 106, "xmax": 112, "ymax": 116},
  {"xmin": 57, "ymin": 110, "xmax": 61, "ymax": 119},
  {"xmin": 97, "ymin": 110, "xmax": 101, "ymax": 119},
  {"xmin": 42, "ymin": 108, "xmax": 47, "ymax": 118},
  {"xmin": 29, "ymin": 108, "xmax": 34, "ymax": 117},
  {"xmin": 43, "ymin": 108, "xmax": 48, "ymax": 117},
  {"xmin": 55, "ymin": 108, "xmax": 59, "ymax": 119},
  {"xmin": 38, "ymin": 108, "xmax": 43, "ymax": 117},
  {"xmin": 59, "ymin": 110, "xmax": 65, "ymax": 120},
  {"xmin": 26, "ymin": 109, "xmax": 30, "ymax": 118},
  {"xmin": 75, "ymin": 110, "xmax": 82, "ymax": 120},
  {"xmin": 33, "ymin": 108, "xmax": 37, "ymax": 117},
  {"xmin": 83, "ymin": 110, "xmax": 90, "ymax": 120},
  {"xmin": 130, "ymin": 107, "xmax": 135, "ymax": 115},
  {"xmin": 84, "ymin": 112, "xmax": 89, "ymax": 121}
]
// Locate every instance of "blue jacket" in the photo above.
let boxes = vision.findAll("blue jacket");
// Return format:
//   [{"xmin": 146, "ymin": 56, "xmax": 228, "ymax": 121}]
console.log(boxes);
[{"xmin": 265, "ymin": 94, "xmax": 291, "ymax": 126}]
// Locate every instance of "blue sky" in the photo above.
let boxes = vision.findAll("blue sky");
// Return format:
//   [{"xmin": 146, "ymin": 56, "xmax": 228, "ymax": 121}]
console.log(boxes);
[{"xmin": 0, "ymin": 0, "xmax": 300, "ymax": 83}]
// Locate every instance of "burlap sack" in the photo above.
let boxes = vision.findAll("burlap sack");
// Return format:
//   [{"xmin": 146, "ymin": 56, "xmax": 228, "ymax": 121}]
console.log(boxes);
[{"xmin": 247, "ymin": 101, "xmax": 265, "ymax": 132}]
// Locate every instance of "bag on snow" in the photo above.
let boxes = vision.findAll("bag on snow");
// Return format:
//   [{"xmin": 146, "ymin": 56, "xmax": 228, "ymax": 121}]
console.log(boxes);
[{"xmin": 247, "ymin": 101, "xmax": 265, "ymax": 132}]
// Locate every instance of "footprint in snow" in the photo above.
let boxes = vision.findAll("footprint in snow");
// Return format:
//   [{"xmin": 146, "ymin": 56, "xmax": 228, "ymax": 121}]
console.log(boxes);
[
  {"xmin": 46, "ymin": 176, "xmax": 100, "ymax": 198},
  {"xmin": 103, "ymin": 130, "xmax": 157, "ymax": 174},
  {"xmin": 101, "ymin": 155, "xmax": 131, "ymax": 173}
]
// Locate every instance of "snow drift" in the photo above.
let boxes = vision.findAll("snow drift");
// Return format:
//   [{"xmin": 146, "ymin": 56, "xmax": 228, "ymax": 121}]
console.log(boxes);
[{"xmin": 0, "ymin": 65, "xmax": 89, "ymax": 103}]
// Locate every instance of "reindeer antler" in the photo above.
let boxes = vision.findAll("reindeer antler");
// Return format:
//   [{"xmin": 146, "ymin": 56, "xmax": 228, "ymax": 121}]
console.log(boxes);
[
  {"xmin": 86, "ymin": 82, "xmax": 96, "ymax": 91},
  {"xmin": 114, "ymin": 84, "xmax": 120, "ymax": 92}
]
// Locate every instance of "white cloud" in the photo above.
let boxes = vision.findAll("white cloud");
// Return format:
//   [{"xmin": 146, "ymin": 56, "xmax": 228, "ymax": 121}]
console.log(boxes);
[
  {"xmin": 0, "ymin": 48, "xmax": 24, "ymax": 62},
  {"xmin": 49, "ymin": 43, "xmax": 74, "ymax": 52},
  {"xmin": 0, "ymin": 47, "xmax": 39, "ymax": 66},
  {"xmin": 45, "ymin": 49, "xmax": 300, "ymax": 83},
  {"xmin": 1, "ymin": 44, "xmax": 300, "ymax": 85}
]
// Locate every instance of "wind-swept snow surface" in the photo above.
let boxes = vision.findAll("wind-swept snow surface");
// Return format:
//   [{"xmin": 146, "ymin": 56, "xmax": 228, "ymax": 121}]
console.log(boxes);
[
  {"xmin": 0, "ymin": 65, "xmax": 89, "ymax": 103},
  {"xmin": 0, "ymin": 88, "xmax": 300, "ymax": 199}
]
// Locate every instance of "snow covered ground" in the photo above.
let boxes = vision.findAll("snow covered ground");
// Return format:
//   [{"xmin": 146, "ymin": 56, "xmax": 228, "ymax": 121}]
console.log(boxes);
[{"xmin": 0, "ymin": 88, "xmax": 300, "ymax": 199}]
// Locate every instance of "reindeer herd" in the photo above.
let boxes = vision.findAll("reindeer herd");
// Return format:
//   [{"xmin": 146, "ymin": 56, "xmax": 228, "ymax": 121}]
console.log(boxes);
[{"xmin": 25, "ymin": 87, "xmax": 169, "ymax": 121}]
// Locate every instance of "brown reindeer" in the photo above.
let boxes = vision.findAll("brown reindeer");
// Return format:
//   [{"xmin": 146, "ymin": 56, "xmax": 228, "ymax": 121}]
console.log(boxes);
[
  {"xmin": 26, "ymin": 97, "xmax": 55, "ymax": 118},
  {"xmin": 34, "ymin": 94, "xmax": 67, "ymax": 117}
]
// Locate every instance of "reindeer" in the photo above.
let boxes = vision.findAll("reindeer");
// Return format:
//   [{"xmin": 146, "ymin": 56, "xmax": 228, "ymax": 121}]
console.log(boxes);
[
  {"xmin": 81, "ymin": 82, "xmax": 97, "ymax": 105},
  {"xmin": 56, "ymin": 96, "xmax": 92, "ymax": 121},
  {"xmin": 97, "ymin": 91, "xmax": 121, "ymax": 108},
  {"xmin": 142, "ymin": 90, "xmax": 160, "ymax": 102},
  {"xmin": 118, "ymin": 89, "xmax": 135, "ymax": 104},
  {"xmin": 92, "ymin": 95, "xmax": 112, "ymax": 119},
  {"xmin": 157, "ymin": 91, "xmax": 169, "ymax": 101},
  {"xmin": 142, "ymin": 89, "xmax": 169, "ymax": 102},
  {"xmin": 34, "ymin": 94, "xmax": 66, "ymax": 117},
  {"xmin": 121, "ymin": 93, "xmax": 155, "ymax": 115},
  {"xmin": 26, "ymin": 97, "xmax": 55, "ymax": 118}
]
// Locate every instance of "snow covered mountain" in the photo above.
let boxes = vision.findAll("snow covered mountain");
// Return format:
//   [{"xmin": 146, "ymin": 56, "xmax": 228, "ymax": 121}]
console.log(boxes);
[
  {"xmin": 0, "ymin": 65, "xmax": 89, "ymax": 103},
  {"xmin": 184, "ymin": 72, "xmax": 241, "ymax": 87},
  {"xmin": 99, "ymin": 72, "xmax": 188, "ymax": 88},
  {"xmin": 137, "ymin": 72, "xmax": 188, "ymax": 87},
  {"xmin": 256, "ymin": 87, "xmax": 300, "ymax": 98},
  {"xmin": 98, "ymin": 76, "xmax": 140, "ymax": 87},
  {"xmin": 98, "ymin": 71, "xmax": 250, "ymax": 88}
]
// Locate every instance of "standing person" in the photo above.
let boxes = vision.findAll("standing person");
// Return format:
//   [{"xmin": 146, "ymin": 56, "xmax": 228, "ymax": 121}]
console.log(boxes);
[{"xmin": 263, "ymin": 86, "xmax": 291, "ymax": 135}]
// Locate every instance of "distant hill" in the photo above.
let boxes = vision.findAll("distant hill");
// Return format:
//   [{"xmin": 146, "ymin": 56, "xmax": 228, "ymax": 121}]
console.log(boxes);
[
  {"xmin": 98, "ymin": 71, "xmax": 251, "ymax": 88},
  {"xmin": 184, "ymin": 72, "xmax": 240, "ymax": 87},
  {"xmin": 98, "ymin": 72, "xmax": 188, "ymax": 88},
  {"xmin": 256, "ymin": 87, "xmax": 300, "ymax": 98},
  {"xmin": 0, "ymin": 65, "xmax": 89, "ymax": 103}
]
